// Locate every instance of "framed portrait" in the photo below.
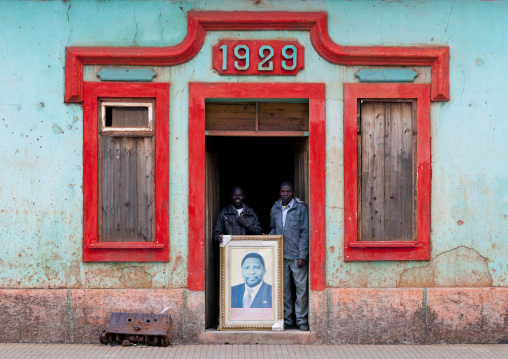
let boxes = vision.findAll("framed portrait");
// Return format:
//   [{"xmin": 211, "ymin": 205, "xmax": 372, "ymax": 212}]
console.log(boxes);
[{"xmin": 218, "ymin": 235, "xmax": 283, "ymax": 330}]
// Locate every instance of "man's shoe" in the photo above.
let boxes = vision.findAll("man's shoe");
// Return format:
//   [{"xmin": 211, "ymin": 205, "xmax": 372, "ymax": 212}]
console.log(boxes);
[
  {"xmin": 284, "ymin": 323, "xmax": 295, "ymax": 330},
  {"xmin": 297, "ymin": 324, "xmax": 309, "ymax": 331}
]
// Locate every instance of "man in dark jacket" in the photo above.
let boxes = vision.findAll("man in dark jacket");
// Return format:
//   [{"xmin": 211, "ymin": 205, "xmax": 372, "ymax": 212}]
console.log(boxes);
[
  {"xmin": 269, "ymin": 181, "xmax": 309, "ymax": 331},
  {"xmin": 213, "ymin": 186, "xmax": 263, "ymax": 243}
]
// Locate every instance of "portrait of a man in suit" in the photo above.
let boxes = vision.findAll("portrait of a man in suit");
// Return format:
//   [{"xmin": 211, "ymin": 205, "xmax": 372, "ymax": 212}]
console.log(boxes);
[{"xmin": 231, "ymin": 253, "xmax": 272, "ymax": 308}]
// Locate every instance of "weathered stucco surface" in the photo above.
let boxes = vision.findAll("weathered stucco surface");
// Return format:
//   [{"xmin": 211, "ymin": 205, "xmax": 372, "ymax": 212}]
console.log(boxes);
[
  {"xmin": 0, "ymin": 0, "xmax": 507, "ymax": 292},
  {"xmin": 2, "ymin": 288, "xmax": 506, "ymax": 344}
]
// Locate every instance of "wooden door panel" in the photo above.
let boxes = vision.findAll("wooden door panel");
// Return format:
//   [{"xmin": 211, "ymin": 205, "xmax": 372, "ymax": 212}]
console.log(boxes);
[
  {"xmin": 205, "ymin": 147, "xmax": 220, "ymax": 328},
  {"xmin": 294, "ymin": 137, "xmax": 309, "ymax": 204},
  {"xmin": 359, "ymin": 102, "xmax": 415, "ymax": 242},
  {"xmin": 100, "ymin": 136, "xmax": 154, "ymax": 242}
]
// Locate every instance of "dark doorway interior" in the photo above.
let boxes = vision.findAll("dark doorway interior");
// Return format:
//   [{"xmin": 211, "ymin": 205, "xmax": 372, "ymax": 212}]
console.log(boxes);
[
  {"xmin": 213, "ymin": 137, "xmax": 299, "ymax": 231},
  {"xmin": 205, "ymin": 136, "xmax": 309, "ymax": 328}
]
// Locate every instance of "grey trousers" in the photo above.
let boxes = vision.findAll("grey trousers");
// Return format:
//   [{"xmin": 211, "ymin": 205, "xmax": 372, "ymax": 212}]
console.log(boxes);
[{"xmin": 283, "ymin": 258, "xmax": 309, "ymax": 326}]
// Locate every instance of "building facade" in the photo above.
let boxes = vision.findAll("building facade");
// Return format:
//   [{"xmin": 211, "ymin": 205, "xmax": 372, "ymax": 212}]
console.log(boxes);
[{"xmin": 1, "ymin": 0, "xmax": 507, "ymax": 344}]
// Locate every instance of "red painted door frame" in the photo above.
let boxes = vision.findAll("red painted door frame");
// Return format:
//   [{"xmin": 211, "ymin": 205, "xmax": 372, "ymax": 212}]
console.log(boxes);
[{"xmin": 188, "ymin": 83, "xmax": 326, "ymax": 291}]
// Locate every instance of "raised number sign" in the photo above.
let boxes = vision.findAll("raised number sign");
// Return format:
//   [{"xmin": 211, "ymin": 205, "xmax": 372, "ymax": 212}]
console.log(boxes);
[{"xmin": 213, "ymin": 40, "xmax": 304, "ymax": 76}]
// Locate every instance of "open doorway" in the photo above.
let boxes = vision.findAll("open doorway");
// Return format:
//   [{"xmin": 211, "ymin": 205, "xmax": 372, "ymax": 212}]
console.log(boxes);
[
  {"xmin": 208, "ymin": 136, "xmax": 308, "ymax": 230},
  {"xmin": 205, "ymin": 136, "xmax": 309, "ymax": 328},
  {"xmin": 204, "ymin": 102, "xmax": 310, "ymax": 328},
  {"xmin": 188, "ymin": 82, "xmax": 326, "ymax": 332}
]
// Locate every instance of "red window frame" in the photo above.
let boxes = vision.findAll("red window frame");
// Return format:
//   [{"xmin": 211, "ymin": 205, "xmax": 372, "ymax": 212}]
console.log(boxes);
[
  {"xmin": 83, "ymin": 82, "xmax": 169, "ymax": 261},
  {"xmin": 343, "ymin": 84, "xmax": 431, "ymax": 261}
]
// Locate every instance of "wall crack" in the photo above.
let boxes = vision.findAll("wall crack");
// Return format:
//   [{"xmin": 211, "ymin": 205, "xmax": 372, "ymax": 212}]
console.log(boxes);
[
  {"xmin": 398, "ymin": 245, "xmax": 492, "ymax": 288},
  {"xmin": 132, "ymin": 5, "xmax": 139, "ymax": 46},
  {"xmin": 66, "ymin": 0, "xmax": 72, "ymax": 44},
  {"xmin": 118, "ymin": 265, "xmax": 154, "ymax": 288},
  {"xmin": 444, "ymin": 1, "xmax": 453, "ymax": 42}
]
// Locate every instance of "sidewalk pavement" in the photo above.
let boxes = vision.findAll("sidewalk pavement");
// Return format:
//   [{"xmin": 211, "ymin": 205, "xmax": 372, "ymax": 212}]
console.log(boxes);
[{"xmin": 1, "ymin": 344, "xmax": 508, "ymax": 359}]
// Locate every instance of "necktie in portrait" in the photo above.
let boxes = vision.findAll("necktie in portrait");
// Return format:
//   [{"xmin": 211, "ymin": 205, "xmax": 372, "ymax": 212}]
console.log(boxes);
[{"xmin": 243, "ymin": 288, "xmax": 254, "ymax": 308}]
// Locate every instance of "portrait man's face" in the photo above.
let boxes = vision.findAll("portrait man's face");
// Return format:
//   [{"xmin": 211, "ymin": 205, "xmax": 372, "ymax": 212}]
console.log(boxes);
[{"xmin": 241, "ymin": 257, "xmax": 265, "ymax": 288}]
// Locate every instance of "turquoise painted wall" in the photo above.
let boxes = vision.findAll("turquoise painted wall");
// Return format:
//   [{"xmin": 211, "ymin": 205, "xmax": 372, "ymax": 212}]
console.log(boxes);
[{"xmin": 0, "ymin": 0, "xmax": 506, "ymax": 289}]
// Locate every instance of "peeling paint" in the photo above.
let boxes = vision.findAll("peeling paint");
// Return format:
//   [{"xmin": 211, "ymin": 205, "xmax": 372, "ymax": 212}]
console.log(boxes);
[
  {"xmin": 0, "ymin": 0, "xmax": 507, "ymax": 294},
  {"xmin": 52, "ymin": 123, "xmax": 64, "ymax": 134}
]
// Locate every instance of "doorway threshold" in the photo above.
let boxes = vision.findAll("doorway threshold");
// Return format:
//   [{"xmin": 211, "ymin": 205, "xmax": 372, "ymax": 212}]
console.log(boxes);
[{"xmin": 201, "ymin": 328, "xmax": 318, "ymax": 345}]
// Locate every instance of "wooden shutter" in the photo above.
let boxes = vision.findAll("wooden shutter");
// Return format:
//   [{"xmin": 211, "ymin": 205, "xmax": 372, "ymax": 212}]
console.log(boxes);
[
  {"xmin": 358, "ymin": 101, "xmax": 416, "ymax": 242},
  {"xmin": 98, "ymin": 101, "xmax": 155, "ymax": 243}
]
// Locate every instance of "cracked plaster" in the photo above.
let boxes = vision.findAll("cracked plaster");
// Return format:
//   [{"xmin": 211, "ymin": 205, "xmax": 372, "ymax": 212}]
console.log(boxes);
[{"xmin": 399, "ymin": 246, "xmax": 493, "ymax": 288}]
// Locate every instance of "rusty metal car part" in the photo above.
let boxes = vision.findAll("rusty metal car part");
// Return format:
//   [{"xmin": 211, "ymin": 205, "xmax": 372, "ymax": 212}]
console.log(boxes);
[{"xmin": 100, "ymin": 312, "xmax": 172, "ymax": 347}]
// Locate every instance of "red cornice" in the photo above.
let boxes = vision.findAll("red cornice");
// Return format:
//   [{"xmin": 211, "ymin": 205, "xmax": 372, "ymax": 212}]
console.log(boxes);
[{"xmin": 65, "ymin": 11, "xmax": 449, "ymax": 103}]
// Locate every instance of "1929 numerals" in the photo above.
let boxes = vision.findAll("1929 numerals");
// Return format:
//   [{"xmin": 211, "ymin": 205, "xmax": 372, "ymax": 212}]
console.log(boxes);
[
  {"xmin": 220, "ymin": 44, "xmax": 298, "ymax": 71},
  {"xmin": 213, "ymin": 40, "xmax": 304, "ymax": 76}
]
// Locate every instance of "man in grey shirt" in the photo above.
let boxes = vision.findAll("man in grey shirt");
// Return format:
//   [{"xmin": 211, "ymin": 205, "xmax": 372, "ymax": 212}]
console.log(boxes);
[{"xmin": 269, "ymin": 181, "xmax": 309, "ymax": 331}]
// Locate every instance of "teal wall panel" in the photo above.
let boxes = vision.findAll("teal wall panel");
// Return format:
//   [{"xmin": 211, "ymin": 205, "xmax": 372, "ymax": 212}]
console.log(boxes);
[
  {"xmin": 0, "ymin": 0, "xmax": 507, "ymax": 289},
  {"xmin": 97, "ymin": 68, "xmax": 157, "ymax": 82},
  {"xmin": 355, "ymin": 68, "xmax": 418, "ymax": 83}
]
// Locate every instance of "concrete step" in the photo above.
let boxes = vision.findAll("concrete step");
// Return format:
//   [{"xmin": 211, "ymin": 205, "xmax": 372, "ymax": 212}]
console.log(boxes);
[{"xmin": 200, "ymin": 328, "xmax": 318, "ymax": 344}]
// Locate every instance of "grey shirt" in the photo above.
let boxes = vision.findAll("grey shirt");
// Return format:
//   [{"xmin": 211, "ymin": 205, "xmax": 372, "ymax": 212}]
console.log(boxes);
[{"xmin": 269, "ymin": 198, "xmax": 309, "ymax": 260}]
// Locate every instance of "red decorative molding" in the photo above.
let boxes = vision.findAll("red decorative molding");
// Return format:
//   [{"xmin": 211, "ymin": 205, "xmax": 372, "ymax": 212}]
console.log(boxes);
[
  {"xmin": 83, "ymin": 82, "xmax": 170, "ymax": 261},
  {"xmin": 188, "ymin": 83, "xmax": 326, "ymax": 291},
  {"xmin": 343, "ymin": 84, "xmax": 431, "ymax": 261},
  {"xmin": 65, "ymin": 11, "xmax": 449, "ymax": 103}
]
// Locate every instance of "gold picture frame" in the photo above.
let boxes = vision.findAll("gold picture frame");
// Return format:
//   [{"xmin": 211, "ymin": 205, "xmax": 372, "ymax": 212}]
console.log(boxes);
[{"xmin": 218, "ymin": 235, "xmax": 283, "ymax": 331}]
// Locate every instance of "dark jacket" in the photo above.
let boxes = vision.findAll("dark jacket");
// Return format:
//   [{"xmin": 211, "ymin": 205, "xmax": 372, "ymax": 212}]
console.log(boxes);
[
  {"xmin": 213, "ymin": 204, "xmax": 262, "ymax": 243},
  {"xmin": 269, "ymin": 198, "xmax": 309, "ymax": 260},
  {"xmin": 231, "ymin": 281, "xmax": 272, "ymax": 308}
]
